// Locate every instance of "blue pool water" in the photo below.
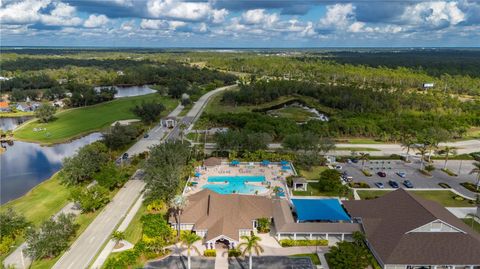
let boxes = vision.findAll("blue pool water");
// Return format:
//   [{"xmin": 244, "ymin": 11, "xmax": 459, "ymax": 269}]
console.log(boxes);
[
  {"xmin": 203, "ymin": 176, "xmax": 267, "ymax": 194},
  {"xmin": 292, "ymin": 199, "xmax": 350, "ymax": 222}
]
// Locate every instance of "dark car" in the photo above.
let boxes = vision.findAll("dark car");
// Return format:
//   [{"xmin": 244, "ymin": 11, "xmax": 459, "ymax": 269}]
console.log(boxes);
[
  {"xmin": 351, "ymin": 159, "xmax": 359, "ymax": 163},
  {"xmin": 388, "ymin": 180, "xmax": 399, "ymax": 188},
  {"xmin": 377, "ymin": 171, "xmax": 386, "ymax": 177},
  {"xmin": 144, "ymin": 133, "xmax": 149, "ymax": 138},
  {"xmin": 122, "ymin": 152, "xmax": 129, "ymax": 160},
  {"xmin": 403, "ymin": 180, "xmax": 414, "ymax": 188}
]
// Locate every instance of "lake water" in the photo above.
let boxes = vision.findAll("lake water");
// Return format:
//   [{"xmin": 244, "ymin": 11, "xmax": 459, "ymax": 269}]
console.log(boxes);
[
  {"xmin": 0, "ymin": 133, "xmax": 102, "ymax": 204},
  {"xmin": 0, "ymin": 116, "xmax": 33, "ymax": 131},
  {"xmin": 95, "ymin": 85, "xmax": 156, "ymax": 98}
]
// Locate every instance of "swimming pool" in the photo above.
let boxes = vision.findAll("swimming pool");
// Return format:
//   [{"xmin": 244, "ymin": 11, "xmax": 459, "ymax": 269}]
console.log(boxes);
[
  {"xmin": 292, "ymin": 199, "xmax": 350, "ymax": 222},
  {"xmin": 203, "ymin": 176, "xmax": 267, "ymax": 194}
]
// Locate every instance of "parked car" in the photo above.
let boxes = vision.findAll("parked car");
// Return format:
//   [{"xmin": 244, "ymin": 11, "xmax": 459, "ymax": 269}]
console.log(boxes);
[
  {"xmin": 375, "ymin": 182, "xmax": 385, "ymax": 188},
  {"xmin": 144, "ymin": 133, "xmax": 149, "ymax": 138},
  {"xmin": 335, "ymin": 165, "xmax": 342, "ymax": 170},
  {"xmin": 351, "ymin": 159, "xmax": 359, "ymax": 163},
  {"xmin": 396, "ymin": 172, "xmax": 407, "ymax": 178},
  {"xmin": 377, "ymin": 171, "xmax": 386, "ymax": 177},
  {"xmin": 122, "ymin": 152, "xmax": 129, "ymax": 160},
  {"xmin": 403, "ymin": 180, "xmax": 414, "ymax": 188},
  {"xmin": 388, "ymin": 180, "xmax": 399, "ymax": 188}
]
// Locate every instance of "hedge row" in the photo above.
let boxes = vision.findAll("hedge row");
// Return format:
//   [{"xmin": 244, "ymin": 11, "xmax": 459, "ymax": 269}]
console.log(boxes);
[{"xmin": 279, "ymin": 239, "xmax": 328, "ymax": 247}]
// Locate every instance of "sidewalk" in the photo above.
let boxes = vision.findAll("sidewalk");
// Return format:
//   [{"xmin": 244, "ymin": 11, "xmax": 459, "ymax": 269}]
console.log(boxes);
[{"xmin": 90, "ymin": 194, "xmax": 145, "ymax": 269}]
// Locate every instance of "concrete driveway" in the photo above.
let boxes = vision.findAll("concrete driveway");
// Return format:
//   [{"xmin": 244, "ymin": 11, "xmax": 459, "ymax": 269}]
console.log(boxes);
[{"xmin": 341, "ymin": 158, "xmax": 478, "ymax": 198}]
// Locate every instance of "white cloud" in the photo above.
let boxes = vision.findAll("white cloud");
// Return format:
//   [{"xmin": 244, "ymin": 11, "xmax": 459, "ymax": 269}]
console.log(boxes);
[
  {"xmin": 120, "ymin": 20, "xmax": 135, "ymax": 31},
  {"xmin": 319, "ymin": 3, "xmax": 355, "ymax": 29},
  {"xmin": 241, "ymin": 9, "xmax": 278, "ymax": 26},
  {"xmin": 401, "ymin": 1, "xmax": 465, "ymax": 28},
  {"xmin": 0, "ymin": 0, "xmax": 82, "ymax": 26},
  {"xmin": 211, "ymin": 9, "xmax": 228, "ymax": 24},
  {"xmin": 84, "ymin": 14, "xmax": 109, "ymax": 28},
  {"xmin": 140, "ymin": 19, "xmax": 186, "ymax": 30}
]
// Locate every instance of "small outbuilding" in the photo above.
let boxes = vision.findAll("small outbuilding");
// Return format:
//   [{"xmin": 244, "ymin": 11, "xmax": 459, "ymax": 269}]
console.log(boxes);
[
  {"xmin": 292, "ymin": 177, "xmax": 308, "ymax": 191},
  {"xmin": 161, "ymin": 116, "xmax": 176, "ymax": 128},
  {"xmin": 203, "ymin": 157, "xmax": 222, "ymax": 167}
]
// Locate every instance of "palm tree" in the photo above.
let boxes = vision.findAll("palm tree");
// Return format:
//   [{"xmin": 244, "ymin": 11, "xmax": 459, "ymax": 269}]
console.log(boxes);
[
  {"xmin": 179, "ymin": 122, "xmax": 188, "ymax": 144},
  {"xmin": 359, "ymin": 152, "xmax": 369, "ymax": 170},
  {"xmin": 441, "ymin": 146, "xmax": 457, "ymax": 169},
  {"xmin": 469, "ymin": 162, "xmax": 480, "ymax": 191},
  {"xmin": 170, "ymin": 195, "xmax": 188, "ymax": 240},
  {"xmin": 180, "ymin": 232, "xmax": 201, "ymax": 269},
  {"xmin": 238, "ymin": 232, "xmax": 264, "ymax": 269},
  {"xmin": 111, "ymin": 231, "xmax": 125, "ymax": 246},
  {"xmin": 417, "ymin": 145, "xmax": 428, "ymax": 170},
  {"xmin": 400, "ymin": 136, "xmax": 414, "ymax": 162}
]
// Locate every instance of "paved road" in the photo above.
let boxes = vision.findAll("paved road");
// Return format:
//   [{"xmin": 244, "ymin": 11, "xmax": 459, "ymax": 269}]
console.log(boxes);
[
  {"xmin": 52, "ymin": 180, "xmax": 145, "ymax": 269},
  {"xmin": 125, "ymin": 103, "xmax": 183, "ymax": 156},
  {"xmin": 269, "ymin": 140, "xmax": 480, "ymax": 156},
  {"xmin": 166, "ymin": 85, "xmax": 237, "ymax": 141}
]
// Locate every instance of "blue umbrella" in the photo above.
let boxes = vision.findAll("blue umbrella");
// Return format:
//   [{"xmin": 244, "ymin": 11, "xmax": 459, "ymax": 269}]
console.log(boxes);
[
  {"xmin": 195, "ymin": 172, "xmax": 201, "ymax": 177},
  {"xmin": 280, "ymin": 160, "xmax": 289, "ymax": 165},
  {"xmin": 281, "ymin": 165, "xmax": 290, "ymax": 170},
  {"xmin": 231, "ymin": 160, "xmax": 240, "ymax": 166},
  {"xmin": 261, "ymin": 160, "xmax": 270, "ymax": 166}
]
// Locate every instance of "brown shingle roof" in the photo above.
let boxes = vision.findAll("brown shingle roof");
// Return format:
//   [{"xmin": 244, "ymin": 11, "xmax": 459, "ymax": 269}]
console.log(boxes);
[
  {"xmin": 172, "ymin": 190, "xmax": 275, "ymax": 241},
  {"xmin": 343, "ymin": 189, "xmax": 480, "ymax": 265},
  {"xmin": 203, "ymin": 157, "xmax": 222, "ymax": 167}
]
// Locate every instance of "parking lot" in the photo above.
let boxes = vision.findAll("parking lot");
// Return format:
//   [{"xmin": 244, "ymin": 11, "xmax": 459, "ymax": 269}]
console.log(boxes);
[{"xmin": 339, "ymin": 158, "xmax": 478, "ymax": 197}]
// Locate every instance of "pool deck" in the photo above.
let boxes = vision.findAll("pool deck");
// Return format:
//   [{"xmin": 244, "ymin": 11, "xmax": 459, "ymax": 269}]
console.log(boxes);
[{"xmin": 184, "ymin": 162, "xmax": 295, "ymax": 197}]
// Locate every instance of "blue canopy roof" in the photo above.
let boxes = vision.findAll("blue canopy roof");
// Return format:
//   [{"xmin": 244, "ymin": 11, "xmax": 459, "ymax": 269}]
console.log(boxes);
[
  {"xmin": 261, "ymin": 160, "xmax": 270, "ymax": 165},
  {"xmin": 280, "ymin": 160, "xmax": 289, "ymax": 165},
  {"xmin": 292, "ymin": 199, "xmax": 350, "ymax": 222},
  {"xmin": 281, "ymin": 165, "xmax": 290, "ymax": 170},
  {"xmin": 230, "ymin": 160, "xmax": 240, "ymax": 165},
  {"xmin": 194, "ymin": 172, "xmax": 201, "ymax": 177}
]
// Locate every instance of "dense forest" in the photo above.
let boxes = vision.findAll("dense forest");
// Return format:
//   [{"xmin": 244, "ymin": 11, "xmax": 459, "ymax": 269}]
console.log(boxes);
[{"xmin": 203, "ymin": 80, "xmax": 480, "ymax": 141}]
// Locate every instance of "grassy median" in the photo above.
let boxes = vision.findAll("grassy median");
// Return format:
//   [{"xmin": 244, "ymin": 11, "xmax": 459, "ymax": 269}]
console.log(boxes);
[{"xmin": 14, "ymin": 94, "xmax": 177, "ymax": 145}]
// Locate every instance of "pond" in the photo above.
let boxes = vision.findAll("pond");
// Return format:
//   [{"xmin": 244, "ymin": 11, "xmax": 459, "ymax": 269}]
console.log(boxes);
[
  {"xmin": 267, "ymin": 103, "xmax": 329, "ymax": 123},
  {"xmin": 95, "ymin": 85, "xmax": 156, "ymax": 98},
  {"xmin": 0, "ymin": 116, "xmax": 33, "ymax": 131},
  {"xmin": 0, "ymin": 132, "xmax": 102, "ymax": 204}
]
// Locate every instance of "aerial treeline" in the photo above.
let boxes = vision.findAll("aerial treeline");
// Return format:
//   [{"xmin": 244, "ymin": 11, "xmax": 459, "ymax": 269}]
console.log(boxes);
[
  {"xmin": 0, "ymin": 73, "xmax": 57, "ymax": 91},
  {"xmin": 207, "ymin": 80, "xmax": 480, "ymax": 141},
  {"xmin": 203, "ymin": 53, "xmax": 480, "ymax": 95},
  {"xmin": 324, "ymin": 50, "xmax": 480, "ymax": 78}
]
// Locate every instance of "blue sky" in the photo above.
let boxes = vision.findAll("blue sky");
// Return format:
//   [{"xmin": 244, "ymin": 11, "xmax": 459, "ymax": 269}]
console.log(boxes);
[{"xmin": 1, "ymin": 0, "xmax": 479, "ymax": 47}]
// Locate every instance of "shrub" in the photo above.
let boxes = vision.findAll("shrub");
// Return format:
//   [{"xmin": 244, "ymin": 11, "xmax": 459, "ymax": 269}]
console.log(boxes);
[
  {"xmin": 460, "ymin": 182, "xmax": 480, "ymax": 193},
  {"xmin": 257, "ymin": 218, "xmax": 271, "ymax": 233},
  {"xmin": 104, "ymin": 249, "xmax": 139, "ymax": 269},
  {"xmin": 419, "ymin": 169, "xmax": 432, "ymax": 176},
  {"xmin": 228, "ymin": 248, "xmax": 242, "ymax": 257},
  {"xmin": 0, "ymin": 235, "xmax": 14, "ymax": 255},
  {"xmin": 279, "ymin": 239, "xmax": 328, "ymax": 247},
  {"xmin": 454, "ymin": 195, "xmax": 465, "ymax": 201},
  {"xmin": 424, "ymin": 164, "xmax": 435, "ymax": 172},
  {"xmin": 441, "ymin": 168, "xmax": 458, "ymax": 176},
  {"xmin": 361, "ymin": 170, "xmax": 372, "ymax": 177},
  {"xmin": 438, "ymin": 183, "xmax": 451, "ymax": 189},
  {"xmin": 286, "ymin": 176, "xmax": 294, "ymax": 188},
  {"xmin": 348, "ymin": 182, "xmax": 370, "ymax": 188},
  {"xmin": 204, "ymin": 249, "xmax": 217, "ymax": 257}
]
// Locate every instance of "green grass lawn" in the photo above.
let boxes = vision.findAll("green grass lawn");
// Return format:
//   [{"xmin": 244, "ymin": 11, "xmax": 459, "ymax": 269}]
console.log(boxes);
[
  {"xmin": 14, "ymin": 94, "xmax": 177, "ymax": 144},
  {"xmin": 335, "ymin": 146, "xmax": 381, "ymax": 152},
  {"xmin": 0, "ymin": 173, "xmax": 70, "ymax": 226},
  {"xmin": 123, "ymin": 204, "xmax": 147, "ymax": 244},
  {"xmin": 299, "ymin": 166, "xmax": 327, "ymax": 180},
  {"xmin": 462, "ymin": 218, "xmax": 480, "ymax": 234},
  {"xmin": 268, "ymin": 107, "xmax": 315, "ymax": 122},
  {"xmin": 292, "ymin": 182, "xmax": 340, "ymax": 197},
  {"xmin": 357, "ymin": 190, "xmax": 475, "ymax": 207},
  {"xmin": 290, "ymin": 253, "xmax": 321, "ymax": 265}
]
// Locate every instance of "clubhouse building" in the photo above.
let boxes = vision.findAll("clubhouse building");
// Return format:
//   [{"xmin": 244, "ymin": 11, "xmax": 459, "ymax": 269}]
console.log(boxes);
[{"xmin": 170, "ymin": 188, "xmax": 480, "ymax": 268}]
